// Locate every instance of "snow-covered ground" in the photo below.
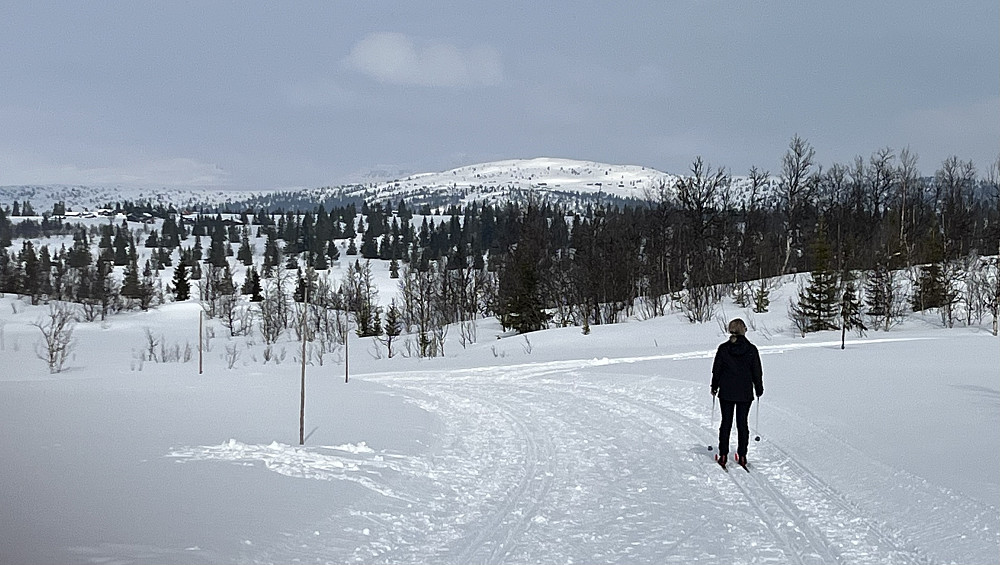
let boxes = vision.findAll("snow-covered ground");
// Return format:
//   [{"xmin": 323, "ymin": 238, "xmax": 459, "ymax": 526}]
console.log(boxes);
[{"xmin": 1, "ymin": 283, "xmax": 998, "ymax": 564}]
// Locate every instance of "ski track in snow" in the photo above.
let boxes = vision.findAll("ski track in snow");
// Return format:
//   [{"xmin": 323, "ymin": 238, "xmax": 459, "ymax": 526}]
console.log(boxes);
[{"xmin": 169, "ymin": 343, "xmax": 997, "ymax": 564}]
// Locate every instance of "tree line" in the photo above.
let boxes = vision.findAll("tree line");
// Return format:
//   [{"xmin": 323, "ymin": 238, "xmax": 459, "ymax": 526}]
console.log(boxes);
[{"xmin": 2, "ymin": 137, "xmax": 999, "ymax": 363}]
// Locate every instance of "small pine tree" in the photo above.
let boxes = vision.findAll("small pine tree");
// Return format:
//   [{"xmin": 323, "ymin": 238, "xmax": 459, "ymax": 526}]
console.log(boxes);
[
  {"xmin": 911, "ymin": 262, "xmax": 949, "ymax": 312},
  {"xmin": 382, "ymin": 300, "xmax": 402, "ymax": 358},
  {"xmin": 121, "ymin": 253, "xmax": 142, "ymax": 303},
  {"xmin": 839, "ymin": 275, "xmax": 866, "ymax": 348},
  {"xmin": 790, "ymin": 225, "xmax": 839, "ymax": 333},
  {"xmin": 753, "ymin": 279, "xmax": 770, "ymax": 313},
  {"xmin": 313, "ymin": 245, "xmax": 329, "ymax": 270},
  {"xmin": 242, "ymin": 266, "xmax": 263, "ymax": 302},
  {"xmin": 327, "ymin": 241, "xmax": 341, "ymax": 263},
  {"xmin": 208, "ymin": 227, "xmax": 228, "ymax": 267},
  {"xmin": 138, "ymin": 260, "xmax": 156, "ymax": 310},
  {"xmin": 19, "ymin": 240, "xmax": 41, "ymax": 303},
  {"xmin": 237, "ymin": 229, "xmax": 254, "ymax": 266},
  {"xmin": 113, "ymin": 226, "xmax": 130, "ymax": 266},
  {"xmin": 172, "ymin": 263, "xmax": 191, "ymax": 301}
]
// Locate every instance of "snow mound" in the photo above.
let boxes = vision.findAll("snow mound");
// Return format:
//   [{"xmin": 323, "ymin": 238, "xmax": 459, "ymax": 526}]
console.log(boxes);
[{"xmin": 168, "ymin": 440, "xmax": 407, "ymax": 498}]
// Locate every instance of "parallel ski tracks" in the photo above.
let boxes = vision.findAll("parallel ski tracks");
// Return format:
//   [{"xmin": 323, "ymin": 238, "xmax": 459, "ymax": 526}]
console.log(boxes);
[
  {"xmin": 296, "ymin": 360, "xmax": 946, "ymax": 564},
  {"xmin": 448, "ymin": 391, "xmax": 557, "ymax": 565},
  {"xmin": 571, "ymin": 381, "xmax": 929, "ymax": 565}
]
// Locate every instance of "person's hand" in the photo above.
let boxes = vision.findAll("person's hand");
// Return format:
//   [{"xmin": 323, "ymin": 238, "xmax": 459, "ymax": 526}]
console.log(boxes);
[
  {"xmin": 711, "ymin": 386, "xmax": 718, "ymax": 396},
  {"xmin": 755, "ymin": 386, "xmax": 763, "ymax": 398}
]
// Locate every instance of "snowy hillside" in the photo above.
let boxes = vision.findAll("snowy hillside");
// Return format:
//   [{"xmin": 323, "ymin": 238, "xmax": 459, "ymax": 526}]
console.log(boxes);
[
  {"xmin": 1, "ymin": 158, "xmax": 685, "ymax": 213},
  {"xmin": 332, "ymin": 157, "xmax": 681, "ymax": 207},
  {"xmin": 1, "ymin": 277, "xmax": 997, "ymax": 563},
  {"xmin": 0, "ymin": 184, "xmax": 273, "ymax": 213},
  {"xmin": 1, "ymin": 158, "xmax": 788, "ymax": 214}
]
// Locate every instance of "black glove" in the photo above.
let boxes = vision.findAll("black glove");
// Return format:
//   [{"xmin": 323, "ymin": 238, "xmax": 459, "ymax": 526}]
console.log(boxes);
[
  {"xmin": 711, "ymin": 386, "xmax": 718, "ymax": 396},
  {"xmin": 755, "ymin": 386, "xmax": 763, "ymax": 398}
]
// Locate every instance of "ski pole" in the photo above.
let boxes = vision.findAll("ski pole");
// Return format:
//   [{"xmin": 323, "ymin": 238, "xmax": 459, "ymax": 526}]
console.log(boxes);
[
  {"xmin": 754, "ymin": 396, "xmax": 761, "ymax": 442},
  {"xmin": 708, "ymin": 393, "xmax": 716, "ymax": 451}
]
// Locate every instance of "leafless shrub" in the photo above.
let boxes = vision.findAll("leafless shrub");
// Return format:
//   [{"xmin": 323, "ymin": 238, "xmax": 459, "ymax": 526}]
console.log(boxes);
[
  {"xmin": 459, "ymin": 319, "xmax": 478, "ymax": 349},
  {"xmin": 224, "ymin": 342, "xmax": 241, "ymax": 369},
  {"xmin": 521, "ymin": 335, "xmax": 532, "ymax": 355},
  {"xmin": 143, "ymin": 327, "xmax": 160, "ymax": 362},
  {"xmin": 33, "ymin": 302, "xmax": 77, "ymax": 373}
]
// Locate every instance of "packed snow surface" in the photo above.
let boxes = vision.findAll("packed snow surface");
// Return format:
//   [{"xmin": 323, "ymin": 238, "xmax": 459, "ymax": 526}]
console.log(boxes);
[{"xmin": 1, "ymin": 288, "xmax": 998, "ymax": 564}]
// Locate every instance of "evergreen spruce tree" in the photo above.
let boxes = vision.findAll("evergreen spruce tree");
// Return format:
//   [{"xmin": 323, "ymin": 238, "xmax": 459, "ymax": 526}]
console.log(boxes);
[
  {"xmin": 192, "ymin": 235, "xmax": 203, "ymax": 262},
  {"xmin": 0, "ymin": 207, "xmax": 14, "ymax": 248},
  {"xmin": 0, "ymin": 251, "xmax": 14, "ymax": 293},
  {"xmin": 138, "ymin": 260, "xmax": 156, "ymax": 310},
  {"xmin": 121, "ymin": 252, "xmax": 142, "ymax": 303},
  {"xmin": 790, "ymin": 223, "xmax": 839, "ymax": 332},
  {"xmin": 313, "ymin": 243, "xmax": 329, "ymax": 270},
  {"xmin": 839, "ymin": 272, "xmax": 866, "ymax": 348},
  {"xmin": 911, "ymin": 233, "xmax": 949, "ymax": 312},
  {"xmin": 19, "ymin": 240, "xmax": 41, "ymax": 303},
  {"xmin": 262, "ymin": 229, "xmax": 280, "ymax": 276},
  {"xmin": 67, "ymin": 230, "xmax": 92, "ymax": 269},
  {"xmin": 172, "ymin": 263, "xmax": 191, "ymax": 301},
  {"xmin": 208, "ymin": 226, "xmax": 228, "ymax": 267},
  {"xmin": 497, "ymin": 205, "xmax": 551, "ymax": 333},
  {"xmin": 360, "ymin": 230, "xmax": 378, "ymax": 259},
  {"xmin": 218, "ymin": 262, "xmax": 236, "ymax": 296},
  {"xmin": 112, "ymin": 225, "xmax": 130, "ymax": 266},
  {"xmin": 94, "ymin": 258, "xmax": 117, "ymax": 320},
  {"xmin": 381, "ymin": 300, "xmax": 402, "ymax": 358},
  {"xmin": 242, "ymin": 266, "xmax": 263, "ymax": 302},
  {"xmin": 293, "ymin": 267, "xmax": 318, "ymax": 303},
  {"xmin": 379, "ymin": 233, "xmax": 392, "ymax": 260},
  {"xmin": 38, "ymin": 245, "xmax": 53, "ymax": 298}
]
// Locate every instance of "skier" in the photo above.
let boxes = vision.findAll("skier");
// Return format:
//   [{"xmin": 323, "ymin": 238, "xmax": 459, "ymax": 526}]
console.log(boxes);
[{"xmin": 711, "ymin": 318, "xmax": 763, "ymax": 469}]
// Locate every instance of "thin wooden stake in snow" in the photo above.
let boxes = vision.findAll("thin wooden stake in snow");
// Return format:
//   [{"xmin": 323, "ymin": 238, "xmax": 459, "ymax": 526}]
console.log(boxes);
[
  {"xmin": 198, "ymin": 311, "xmax": 203, "ymax": 375},
  {"xmin": 300, "ymin": 284, "xmax": 308, "ymax": 446}
]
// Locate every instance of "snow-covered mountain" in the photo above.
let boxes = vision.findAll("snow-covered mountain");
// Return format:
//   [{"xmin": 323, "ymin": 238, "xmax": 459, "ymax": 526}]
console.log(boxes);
[
  {"xmin": 2, "ymin": 157, "xmax": 784, "ymax": 213},
  {"xmin": 0, "ymin": 184, "xmax": 271, "ymax": 213},
  {"xmin": 1, "ymin": 158, "xmax": 683, "ymax": 212},
  {"xmin": 333, "ymin": 157, "xmax": 681, "ymax": 207}
]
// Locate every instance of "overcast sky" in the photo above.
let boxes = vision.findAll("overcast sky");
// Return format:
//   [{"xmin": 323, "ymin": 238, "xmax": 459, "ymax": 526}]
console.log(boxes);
[{"xmin": 1, "ymin": 2, "xmax": 997, "ymax": 190}]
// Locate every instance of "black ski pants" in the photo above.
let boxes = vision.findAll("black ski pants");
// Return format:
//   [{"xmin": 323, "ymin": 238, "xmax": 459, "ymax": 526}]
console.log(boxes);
[{"xmin": 718, "ymin": 399, "xmax": 753, "ymax": 457}]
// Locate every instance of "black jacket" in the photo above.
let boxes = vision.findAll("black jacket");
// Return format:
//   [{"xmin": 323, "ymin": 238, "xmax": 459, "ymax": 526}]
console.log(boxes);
[{"xmin": 711, "ymin": 335, "xmax": 764, "ymax": 402}]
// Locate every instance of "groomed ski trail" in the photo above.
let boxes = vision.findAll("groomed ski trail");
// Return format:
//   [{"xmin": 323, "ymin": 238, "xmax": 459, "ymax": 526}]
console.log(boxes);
[{"xmin": 235, "ymin": 345, "xmax": 995, "ymax": 564}]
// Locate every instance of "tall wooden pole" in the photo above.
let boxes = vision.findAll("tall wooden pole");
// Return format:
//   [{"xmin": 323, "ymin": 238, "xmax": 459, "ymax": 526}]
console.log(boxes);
[
  {"xmin": 198, "ymin": 311, "xmax": 203, "ymax": 375},
  {"xmin": 344, "ymin": 317, "xmax": 349, "ymax": 383},
  {"xmin": 299, "ymin": 284, "xmax": 308, "ymax": 445}
]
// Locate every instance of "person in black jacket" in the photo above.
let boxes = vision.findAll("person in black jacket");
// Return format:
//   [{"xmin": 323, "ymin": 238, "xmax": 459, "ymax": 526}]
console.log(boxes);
[{"xmin": 711, "ymin": 318, "xmax": 763, "ymax": 467}]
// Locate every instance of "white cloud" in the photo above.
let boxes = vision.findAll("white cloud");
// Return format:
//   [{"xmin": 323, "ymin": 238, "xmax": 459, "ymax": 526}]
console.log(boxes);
[
  {"xmin": 343, "ymin": 32, "xmax": 502, "ymax": 87},
  {"xmin": 0, "ymin": 152, "xmax": 231, "ymax": 187}
]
